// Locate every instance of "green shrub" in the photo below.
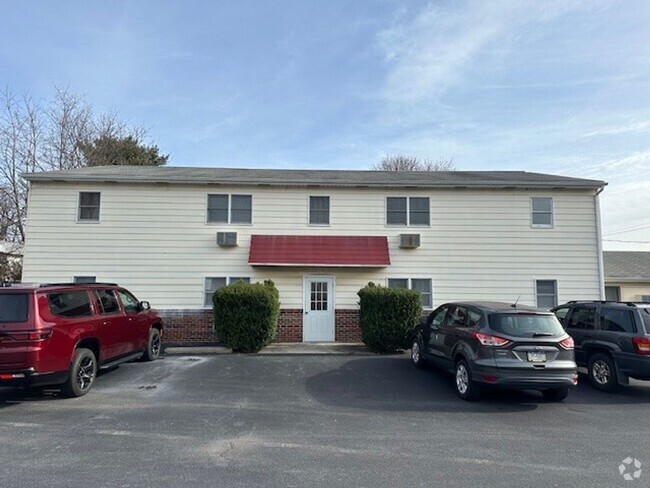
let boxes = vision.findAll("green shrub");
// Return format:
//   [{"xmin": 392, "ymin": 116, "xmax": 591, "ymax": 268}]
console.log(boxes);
[
  {"xmin": 357, "ymin": 282, "xmax": 422, "ymax": 353},
  {"xmin": 213, "ymin": 279, "xmax": 280, "ymax": 353}
]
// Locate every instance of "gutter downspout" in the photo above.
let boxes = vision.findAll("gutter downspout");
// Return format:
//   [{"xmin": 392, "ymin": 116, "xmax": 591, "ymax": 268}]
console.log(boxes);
[{"xmin": 594, "ymin": 187, "xmax": 605, "ymax": 300}]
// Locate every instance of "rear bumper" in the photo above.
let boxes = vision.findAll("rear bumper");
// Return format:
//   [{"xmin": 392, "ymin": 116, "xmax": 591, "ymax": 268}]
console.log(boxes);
[
  {"xmin": 613, "ymin": 353, "xmax": 650, "ymax": 380},
  {"xmin": 473, "ymin": 363, "xmax": 578, "ymax": 390},
  {"xmin": 0, "ymin": 368, "xmax": 68, "ymax": 387}
]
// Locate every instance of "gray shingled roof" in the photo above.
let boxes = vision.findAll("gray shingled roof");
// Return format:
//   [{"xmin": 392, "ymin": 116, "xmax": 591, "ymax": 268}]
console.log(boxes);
[
  {"xmin": 604, "ymin": 251, "xmax": 650, "ymax": 282},
  {"xmin": 23, "ymin": 165, "xmax": 606, "ymax": 189}
]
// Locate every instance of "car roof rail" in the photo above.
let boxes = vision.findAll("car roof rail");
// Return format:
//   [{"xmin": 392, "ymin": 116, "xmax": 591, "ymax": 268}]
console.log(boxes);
[{"xmin": 38, "ymin": 282, "xmax": 119, "ymax": 288}]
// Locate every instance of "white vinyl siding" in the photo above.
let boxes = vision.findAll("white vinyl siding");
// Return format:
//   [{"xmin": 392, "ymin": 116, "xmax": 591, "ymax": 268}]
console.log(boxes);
[
  {"xmin": 23, "ymin": 183, "xmax": 601, "ymax": 310},
  {"xmin": 604, "ymin": 282, "xmax": 650, "ymax": 303}
]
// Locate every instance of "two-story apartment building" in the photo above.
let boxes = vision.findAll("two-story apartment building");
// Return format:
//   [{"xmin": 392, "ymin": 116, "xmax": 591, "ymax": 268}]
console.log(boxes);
[{"xmin": 22, "ymin": 166, "xmax": 606, "ymax": 344}]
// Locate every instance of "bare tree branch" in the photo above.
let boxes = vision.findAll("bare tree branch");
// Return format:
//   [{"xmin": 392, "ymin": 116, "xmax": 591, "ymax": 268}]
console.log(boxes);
[{"xmin": 371, "ymin": 155, "xmax": 456, "ymax": 171}]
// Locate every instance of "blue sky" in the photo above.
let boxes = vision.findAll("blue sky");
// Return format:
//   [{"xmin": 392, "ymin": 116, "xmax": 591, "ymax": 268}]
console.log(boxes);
[{"xmin": 2, "ymin": 1, "xmax": 650, "ymax": 249}]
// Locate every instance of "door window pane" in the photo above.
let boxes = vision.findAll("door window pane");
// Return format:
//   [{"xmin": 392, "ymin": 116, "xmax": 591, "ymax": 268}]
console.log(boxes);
[
  {"xmin": 310, "ymin": 281, "xmax": 328, "ymax": 311},
  {"xmin": 566, "ymin": 307, "xmax": 596, "ymax": 330},
  {"xmin": 94, "ymin": 290, "xmax": 120, "ymax": 314},
  {"xmin": 600, "ymin": 307, "xmax": 635, "ymax": 333}
]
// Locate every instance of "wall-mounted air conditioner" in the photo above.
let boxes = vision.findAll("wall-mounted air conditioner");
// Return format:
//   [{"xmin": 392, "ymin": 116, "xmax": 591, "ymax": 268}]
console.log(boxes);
[
  {"xmin": 216, "ymin": 232, "xmax": 238, "ymax": 247},
  {"xmin": 399, "ymin": 234, "xmax": 420, "ymax": 249}
]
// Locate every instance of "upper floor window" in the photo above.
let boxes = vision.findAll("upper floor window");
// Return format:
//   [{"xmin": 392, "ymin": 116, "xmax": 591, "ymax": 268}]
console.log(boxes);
[
  {"xmin": 386, "ymin": 197, "xmax": 430, "ymax": 226},
  {"xmin": 536, "ymin": 279, "xmax": 558, "ymax": 308},
  {"xmin": 78, "ymin": 192, "xmax": 101, "ymax": 222},
  {"xmin": 207, "ymin": 194, "xmax": 252, "ymax": 224},
  {"xmin": 531, "ymin": 197, "xmax": 553, "ymax": 228},
  {"xmin": 309, "ymin": 196, "xmax": 330, "ymax": 225},
  {"xmin": 387, "ymin": 278, "xmax": 433, "ymax": 308}
]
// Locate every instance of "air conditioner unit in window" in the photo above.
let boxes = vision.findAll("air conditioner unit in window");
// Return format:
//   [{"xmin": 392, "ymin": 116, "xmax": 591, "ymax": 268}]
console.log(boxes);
[
  {"xmin": 399, "ymin": 234, "xmax": 420, "ymax": 249},
  {"xmin": 216, "ymin": 232, "xmax": 238, "ymax": 247}
]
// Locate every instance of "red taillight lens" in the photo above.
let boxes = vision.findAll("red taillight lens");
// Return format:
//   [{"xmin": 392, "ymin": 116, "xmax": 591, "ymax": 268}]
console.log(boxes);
[
  {"xmin": 559, "ymin": 336, "xmax": 574, "ymax": 350},
  {"xmin": 632, "ymin": 337, "xmax": 650, "ymax": 355},
  {"xmin": 474, "ymin": 332, "xmax": 511, "ymax": 347}
]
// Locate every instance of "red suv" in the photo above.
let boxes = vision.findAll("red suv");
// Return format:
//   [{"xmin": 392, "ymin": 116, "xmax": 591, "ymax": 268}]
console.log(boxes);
[{"xmin": 0, "ymin": 283, "xmax": 163, "ymax": 397}]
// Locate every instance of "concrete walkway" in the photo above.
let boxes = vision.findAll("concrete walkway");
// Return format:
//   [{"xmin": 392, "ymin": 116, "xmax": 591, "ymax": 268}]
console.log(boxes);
[{"xmin": 164, "ymin": 342, "xmax": 378, "ymax": 356}]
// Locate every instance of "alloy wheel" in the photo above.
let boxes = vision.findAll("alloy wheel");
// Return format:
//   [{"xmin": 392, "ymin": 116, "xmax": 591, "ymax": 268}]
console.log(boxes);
[
  {"xmin": 76, "ymin": 356, "xmax": 95, "ymax": 391},
  {"xmin": 411, "ymin": 341, "xmax": 420, "ymax": 364},
  {"xmin": 456, "ymin": 363, "xmax": 469, "ymax": 394},
  {"xmin": 592, "ymin": 360, "xmax": 611, "ymax": 385}
]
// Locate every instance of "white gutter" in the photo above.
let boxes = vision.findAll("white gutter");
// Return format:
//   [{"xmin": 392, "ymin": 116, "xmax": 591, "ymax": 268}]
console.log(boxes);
[{"xmin": 594, "ymin": 187, "xmax": 605, "ymax": 299}]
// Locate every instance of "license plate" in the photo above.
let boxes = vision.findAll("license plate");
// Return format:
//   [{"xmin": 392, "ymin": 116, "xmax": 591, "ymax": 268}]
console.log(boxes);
[{"xmin": 527, "ymin": 351, "xmax": 546, "ymax": 362}]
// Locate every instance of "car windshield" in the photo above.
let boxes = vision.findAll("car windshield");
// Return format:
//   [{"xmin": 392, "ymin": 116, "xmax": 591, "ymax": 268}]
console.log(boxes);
[
  {"xmin": 489, "ymin": 313, "xmax": 565, "ymax": 338},
  {"xmin": 0, "ymin": 293, "xmax": 29, "ymax": 322}
]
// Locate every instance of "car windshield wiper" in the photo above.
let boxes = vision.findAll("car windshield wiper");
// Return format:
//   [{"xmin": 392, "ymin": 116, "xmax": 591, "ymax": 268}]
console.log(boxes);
[{"xmin": 533, "ymin": 332, "xmax": 555, "ymax": 337}]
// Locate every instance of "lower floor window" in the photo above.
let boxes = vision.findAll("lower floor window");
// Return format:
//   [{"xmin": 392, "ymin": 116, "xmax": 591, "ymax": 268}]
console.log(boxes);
[
  {"xmin": 73, "ymin": 276, "xmax": 96, "ymax": 284},
  {"xmin": 387, "ymin": 278, "xmax": 432, "ymax": 308},
  {"xmin": 536, "ymin": 280, "xmax": 558, "ymax": 309},
  {"xmin": 204, "ymin": 276, "xmax": 251, "ymax": 307}
]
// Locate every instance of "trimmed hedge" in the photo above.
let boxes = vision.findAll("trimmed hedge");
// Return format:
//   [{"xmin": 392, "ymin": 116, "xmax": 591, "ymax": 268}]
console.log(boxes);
[
  {"xmin": 357, "ymin": 282, "xmax": 422, "ymax": 353},
  {"xmin": 213, "ymin": 279, "xmax": 280, "ymax": 353}
]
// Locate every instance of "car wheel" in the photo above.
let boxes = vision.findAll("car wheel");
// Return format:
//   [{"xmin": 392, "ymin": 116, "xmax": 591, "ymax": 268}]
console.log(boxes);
[
  {"xmin": 454, "ymin": 359, "xmax": 481, "ymax": 401},
  {"xmin": 411, "ymin": 338, "xmax": 426, "ymax": 368},
  {"xmin": 62, "ymin": 348, "xmax": 97, "ymax": 398},
  {"xmin": 588, "ymin": 353, "xmax": 619, "ymax": 392},
  {"xmin": 542, "ymin": 387, "xmax": 569, "ymax": 402},
  {"xmin": 142, "ymin": 328, "xmax": 162, "ymax": 361}
]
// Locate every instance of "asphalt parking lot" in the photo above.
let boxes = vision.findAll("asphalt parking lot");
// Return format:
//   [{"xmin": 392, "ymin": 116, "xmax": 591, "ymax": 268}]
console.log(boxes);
[{"xmin": 1, "ymin": 354, "xmax": 649, "ymax": 488}]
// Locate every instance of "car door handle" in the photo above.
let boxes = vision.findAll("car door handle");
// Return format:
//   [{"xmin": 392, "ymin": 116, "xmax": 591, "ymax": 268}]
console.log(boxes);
[{"xmin": 101, "ymin": 321, "xmax": 110, "ymax": 326}]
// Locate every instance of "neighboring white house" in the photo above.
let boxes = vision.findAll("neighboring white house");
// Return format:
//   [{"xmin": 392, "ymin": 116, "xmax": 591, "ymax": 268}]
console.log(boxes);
[
  {"xmin": 604, "ymin": 251, "xmax": 650, "ymax": 302},
  {"xmin": 22, "ymin": 166, "xmax": 606, "ymax": 344}
]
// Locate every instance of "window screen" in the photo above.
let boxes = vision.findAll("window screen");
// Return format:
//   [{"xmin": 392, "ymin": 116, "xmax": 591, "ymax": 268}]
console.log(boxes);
[
  {"xmin": 531, "ymin": 197, "xmax": 553, "ymax": 227},
  {"xmin": 207, "ymin": 194, "xmax": 229, "ymax": 223},
  {"xmin": 536, "ymin": 280, "xmax": 558, "ymax": 308},
  {"xmin": 78, "ymin": 192, "xmax": 101, "ymax": 222},
  {"xmin": 231, "ymin": 195, "xmax": 252, "ymax": 224},
  {"xmin": 309, "ymin": 196, "xmax": 330, "ymax": 225},
  {"xmin": 387, "ymin": 197, "xmax": 407, "ymax": 225}
]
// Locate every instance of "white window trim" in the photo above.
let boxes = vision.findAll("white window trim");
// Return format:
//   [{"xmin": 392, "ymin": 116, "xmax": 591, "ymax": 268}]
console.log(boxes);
[
  {"xmin": 530, "ymin": 197, "xmax": 554, "ymax": 229},
  {"xmin": 205, "ymin": 194, "xmax": 253, "ymax": 226},
  {"xmin": 203, "ymin": 276, "xmax": 252, "ymax": 308},
  {"xmin": 307, "ymin": 195, "xmax": 331, "ymax": 227},
  {"xmin": 385, "ymin": 196, "xmax": 431, "ymax": 227},
  {"xmin": 386, "ymin": 277, "xmax": 434, "ymax": 309},
  {"xmin": 76, "ymin": 191, "xmax": 102, "ymax": 224},
  {"xmin": 534, "ymin": 278, "xmax": 559, "ymax": 308}
]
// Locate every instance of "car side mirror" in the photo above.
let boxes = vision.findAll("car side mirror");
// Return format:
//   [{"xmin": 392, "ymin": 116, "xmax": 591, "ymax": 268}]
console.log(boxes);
[{"xmin": 139, "ymin": 301, "xmax": 151, "ymax": 311}]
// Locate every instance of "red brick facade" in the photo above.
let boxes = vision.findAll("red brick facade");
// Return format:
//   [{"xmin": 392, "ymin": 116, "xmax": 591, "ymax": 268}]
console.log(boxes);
[{"xmin": 159, "ymin": 308, "xmax": 361, "ymax": 345}]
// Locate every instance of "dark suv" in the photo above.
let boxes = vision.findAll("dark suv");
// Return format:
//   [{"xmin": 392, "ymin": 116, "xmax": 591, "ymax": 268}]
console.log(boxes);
[
  {"xmin": 411, "ymin": 301, "xmax": 577, "ymax": 401},
  {"xmin": 0, "ymin": 283, "xmax": 163, "ymax": 397},
  {"xmin": 551, "ymin": 301, "xmax": 650, "ymax": 391}
]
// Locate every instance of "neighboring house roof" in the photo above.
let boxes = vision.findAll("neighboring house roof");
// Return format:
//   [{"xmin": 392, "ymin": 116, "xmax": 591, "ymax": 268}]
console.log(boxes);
[
  {"xmin": 22, "ymin": 166, "xmax": 606, "ymax": 190},
  {"xmin": 604, "ymin": 251, "xmax": 650, "ymax": 283},
  {"xmin": 248, "ymin": 235, "xmax": 390, "ymax": 267}
]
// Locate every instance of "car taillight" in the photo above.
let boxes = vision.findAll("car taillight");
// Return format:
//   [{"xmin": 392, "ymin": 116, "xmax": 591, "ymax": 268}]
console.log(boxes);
[
  {"xmin": 473, "ymin": 332, "xmax": 511, "ymax": 347},
  {"xmin": 632, "ymin": 337, "xmax": 650, "ymax": 355},
  {"xmin": 559, "ymin": 336, "xmax": 574, "ymax": 350}
]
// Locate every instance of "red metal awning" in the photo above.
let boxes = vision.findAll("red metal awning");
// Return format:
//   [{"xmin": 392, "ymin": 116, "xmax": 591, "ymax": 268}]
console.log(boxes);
[{"xmin": 248, "ymin": 235, "xmax": 391, "ymax": 267}]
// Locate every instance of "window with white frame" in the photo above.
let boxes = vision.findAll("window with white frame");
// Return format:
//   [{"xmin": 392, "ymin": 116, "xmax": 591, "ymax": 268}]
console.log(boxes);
[
  {"xmin": 207, "ymin": 194, "xmax": 252, "ymax": 224},
  {"xmin": 78, "ymin": 192, "xmax": 101, "ymax": 222},
  {"xmin": 386, "ymin": 197, "xmax": 430, "ymax": 226},
  {"xmin": 204, "ymin": 276, "xmax": 251, "ymax": 307},
  {"xmin": 531, "ymin": 197, "xmax": 553, "ymax": 228},
  {"xmin": 387, "ymin": 278, "xmax": 433, "ymax": 308},
  {"xmin": 536, "ymin": 280, "xmax": 558, "ymax": 308},
  {"xmin": 309, "ymin": 196, "xmax": 330, "ymax": 225}
]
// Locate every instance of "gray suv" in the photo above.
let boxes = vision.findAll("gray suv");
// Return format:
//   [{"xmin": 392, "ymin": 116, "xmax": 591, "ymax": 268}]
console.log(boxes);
[
  {"xmin": 411, "ymin": 302, "xmax": 578, "ymax": 401},
  {"xmin": 551, "ymin": 301, "xmax": 650, "ymax": 391}
]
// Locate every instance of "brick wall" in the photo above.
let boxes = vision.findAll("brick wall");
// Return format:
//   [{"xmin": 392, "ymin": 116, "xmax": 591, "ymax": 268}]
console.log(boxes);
[{"xmin": 159, "ymin": 308, "xmax": 362, "ymax": 345}]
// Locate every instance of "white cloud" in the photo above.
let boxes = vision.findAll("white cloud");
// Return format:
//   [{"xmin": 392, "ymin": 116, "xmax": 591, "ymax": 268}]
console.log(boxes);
[{"xmin": 581, "ymin": 120, "xmax": 650, "ymax": 138}]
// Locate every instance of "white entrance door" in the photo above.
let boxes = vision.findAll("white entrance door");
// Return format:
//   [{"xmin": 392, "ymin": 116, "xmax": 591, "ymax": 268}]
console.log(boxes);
[{"xmin": 303, "ymin": 276, "xmax": 335, "ymax": 342}]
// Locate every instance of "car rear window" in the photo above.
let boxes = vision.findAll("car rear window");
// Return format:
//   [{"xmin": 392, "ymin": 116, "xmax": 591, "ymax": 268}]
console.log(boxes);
[
  {"xmin": 600, "ymin": 307, "xmax": 636, "ymax": 333},
  {"xmin": 488, "ymin": 313, "xmax": 565, "ymax": 338},
  {"xmin": 0, "ymin": 293, "xmax": 28, "ymax": 322},
  {"xmin": 48, "ymin": 291, "xmax": 93, "ymax": 318}
]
